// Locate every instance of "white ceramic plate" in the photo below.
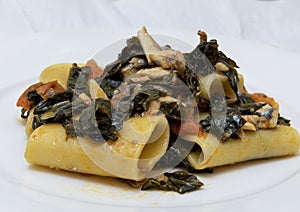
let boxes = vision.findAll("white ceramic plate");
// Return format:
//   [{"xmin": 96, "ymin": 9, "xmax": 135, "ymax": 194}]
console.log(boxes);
[{"xmin": 1, "ymin": 28, "xmax": 300, "ymax": 212}]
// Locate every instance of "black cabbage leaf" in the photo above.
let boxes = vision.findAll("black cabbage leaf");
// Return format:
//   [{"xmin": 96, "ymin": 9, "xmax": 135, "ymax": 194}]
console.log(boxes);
[{"xmin": 141, "ymin": 171, "xmax": 204, "ymax": 194}]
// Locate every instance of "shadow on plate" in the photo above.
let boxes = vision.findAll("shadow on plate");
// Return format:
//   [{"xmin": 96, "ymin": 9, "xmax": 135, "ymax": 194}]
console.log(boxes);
[
  {"xmin": 26, "ymin": 164, "xmax": 131, "ymax": 190},
  {"xmin": 26, "ymin": 152, "xmax": 300, "ymax": 184},
  {"xmin": 199, "ymin": 153, "xmax": 300, "ymax": 177}
]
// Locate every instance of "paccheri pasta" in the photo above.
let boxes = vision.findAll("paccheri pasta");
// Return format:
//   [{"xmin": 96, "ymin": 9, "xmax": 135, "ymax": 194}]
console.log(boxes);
[{"xmin": 16, "ymin": 27, "xmax": 300, "ymax": 194}]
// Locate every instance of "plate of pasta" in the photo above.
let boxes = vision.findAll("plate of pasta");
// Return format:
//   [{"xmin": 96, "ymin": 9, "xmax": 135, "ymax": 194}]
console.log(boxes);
[{"xmin": 1, "ymin": 28, "xmax": 300, "ymax": 212}]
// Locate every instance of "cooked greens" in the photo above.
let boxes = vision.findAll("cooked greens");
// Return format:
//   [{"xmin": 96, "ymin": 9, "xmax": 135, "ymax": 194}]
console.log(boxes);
[
  {"xmin": 124, "ymin": 171, "xmax": 204, "ymax": 194},
  {"xmin": 80, "ymin": 98, "xmax": 117, "ymax": 141},
  {"xmin": 67, "ymin": 63, "xmax": 91, "ymax": 96},
  {"xmin": 31, "ymin": 65, "xmax": 118, "ymax": 142},
  {"xmin": 200, "ymin": 111, "xmax": 246, "ymax": 141},
  {"xmin": 141, "ymin": 171, "xmax": 204, "ymax": 194},
  {"xmin": 17, "ymin": 29, "xmax": 291, "ymax": 194},
  {"xmin": 130, "ymin": 89, "xmax": 166, "ymax": 115},
  {"xmin": 277, "ymin": 115, "xmax": 291, "ymax": 126},
  {"xmin": 184, "ymin": 35, "xmax": 240, "ymax": 100},
  {"xmin": 25, "ymin": 32, "xmax": 250, "ymax": 143},
  {"xmin": 160, "ymin": 102, "xmax": 182, "ymax": 121}
]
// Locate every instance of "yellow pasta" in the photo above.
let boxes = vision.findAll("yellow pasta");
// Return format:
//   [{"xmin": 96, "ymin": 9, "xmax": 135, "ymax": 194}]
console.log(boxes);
[{"xmin": 184, "ymin": 125, "xmax": 300, "ymax": 169}]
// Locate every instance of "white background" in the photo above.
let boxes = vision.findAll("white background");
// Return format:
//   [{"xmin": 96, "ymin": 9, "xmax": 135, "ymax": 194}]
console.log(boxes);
[{"xmin": 1, "ymin": 0, "xmax": 300, "ymax": 53}]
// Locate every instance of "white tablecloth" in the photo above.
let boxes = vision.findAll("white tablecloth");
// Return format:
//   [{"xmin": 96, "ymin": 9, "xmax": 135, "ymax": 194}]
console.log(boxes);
[{"xmin": 1, "ymin": 0, "xmax": 300, "ymax": 53}]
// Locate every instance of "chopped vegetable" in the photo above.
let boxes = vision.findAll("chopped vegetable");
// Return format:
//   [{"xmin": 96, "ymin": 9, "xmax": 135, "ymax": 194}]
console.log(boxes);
[
  {"xmin": 80, "ymin": 98, "xmax": 117, "ymax": 141},
  {"xmin": 141, "ymin": 171, "xmax": 204, "ymax": 194}
]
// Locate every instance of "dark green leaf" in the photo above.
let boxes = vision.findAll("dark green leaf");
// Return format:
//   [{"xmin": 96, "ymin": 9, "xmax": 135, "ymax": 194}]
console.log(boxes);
[
  {"xmin": 67, "ymin": 64, "xmax": 91, "ymax": 97},
  {"xmin": 223, "ymin": 64, "xmax": 240, "ymax": 101},
  {"xmin": 21, "ymin": 108, "xmax": 29, "ymax": 119},
  {"xmin": 200, "ymin": 111, "xmax": 246, "ymax": 141},
  {"xmin": 27, "ymin": 90, "xmax": 43, "ymax": 107},
  {"xmin": 228, "ymin": 102, "xmax": 265, "ymax": 115},
  {"xmin": 160, "ymin": 102, "xmax": 182, "ymax": 121},
  {"xmin": 277, "ymin": 115, "xmax": 291, "ymax": 126},
  {"xmin": 103, "ymin": 36, "xmax": 147, "ymax": 81},
  {"xmin": 218, "ymin": 51, "xmax": 239, "ymax": 68},
  {"xmin": 184, "ymin": 43, "xmax": 215, "ymax": 76},
  {"xmin": 79, "ymin": 98, "xmax": 117, "ymax": 142},
  {"xmin": 67, "ymin": 63, "xmax": 81, "ymax": 91},
  {"xmin": 154, "ymin": 131, "xmax": 194, "ymax": 170},
  {"xmin": 130, "ymin": 89, "xmax": 166, "ymax": 115},
  {"xmin": 141, "ymin": 171, "xmax": 204, "ymax": 194},
  {"xmin": 184, "ymin": 37, "xmax": 240, "ymax": 104},
  {"xmin": 62, "ymin": 119, "xmax": 83, "ymax": 137},
  {"xmin": 33, "ymin": 91, "xmax": 73, "ymax": 114},
  {"xmin": 239, "ymin": 93, "xmax": 255, "ymax": 104},
  {"xmin": 98, "ymin": 78, "xmax": 122, "ymax": 99},
  {"xmin": 118, "ymin": 36, "xmax": 144, "ymax": 61}
]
